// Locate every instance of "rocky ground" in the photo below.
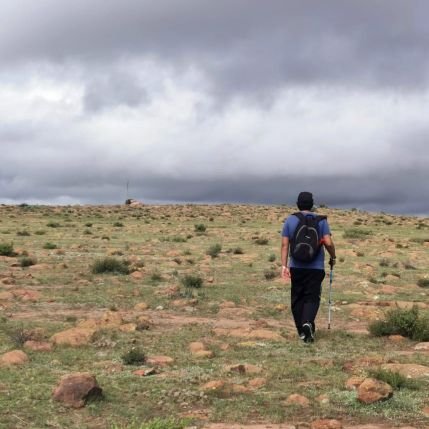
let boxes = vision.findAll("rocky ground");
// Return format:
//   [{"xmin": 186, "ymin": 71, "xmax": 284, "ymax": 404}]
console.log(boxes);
[{"xmin": 0, "ymin": 204, "xmax": 428, "ymax": 429}]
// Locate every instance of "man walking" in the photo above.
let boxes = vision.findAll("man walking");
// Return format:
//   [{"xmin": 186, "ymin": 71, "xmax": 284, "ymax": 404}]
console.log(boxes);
[{"xmin": 281, "ymin": 192, "xmax": 336, "ymax": 343}]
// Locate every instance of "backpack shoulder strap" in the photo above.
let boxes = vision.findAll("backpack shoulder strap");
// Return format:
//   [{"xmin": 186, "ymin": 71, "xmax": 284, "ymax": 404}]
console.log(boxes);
[
  {"xmin": 315, "ymin": 215, "xmax": 327, "ymax": 223},
  {"xmin": 292, "ymin": 212, "xmax": 306, "ymax": 222}
]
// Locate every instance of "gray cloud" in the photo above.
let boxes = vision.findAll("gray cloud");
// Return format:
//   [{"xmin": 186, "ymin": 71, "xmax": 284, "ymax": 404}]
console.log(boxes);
[
  {"xmin": 0, "ymin": 1, "xmax": 428, "ymax": 214},
  {"xmin": 2, "ymin": 1, "xmax": 429, "ymax": 95}
]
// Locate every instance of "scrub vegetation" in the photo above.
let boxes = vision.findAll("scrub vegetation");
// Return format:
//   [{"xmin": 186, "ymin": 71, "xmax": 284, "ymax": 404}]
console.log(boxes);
[{"xmin": 0, "ymin": 204, "xmax": 428, "ymax": 428}]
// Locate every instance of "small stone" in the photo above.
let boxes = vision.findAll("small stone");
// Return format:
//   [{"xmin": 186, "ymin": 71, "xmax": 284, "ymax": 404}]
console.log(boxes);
[
  {"xmin": 311, "ymin": 419, "xmax": 342, "ymax": 429},
  {"xmin": 285, "ymin": 393, "xmax": 310, "ymax": 407},
  {"xmin": 146, "ymin": 355, "xmax": 174, "ymax": 366},
  {"xmin": 134, "ymin": 302, "xmax": 149, "ymax": 311},
  {"xmin": 201, "ymin": 380, "xmax": 225, "ymax": 391},
  {"xmin": 248, "ymin": 377, "xmax": 267, "ymax": 389},
  {"xmin": 155, "ymin": 305, "xmax": 164, "ymax": 311},
  {"xmin": 414, "ymin": 342, "xmax": 429, "ymax": 351},
  {"xmin": 388, "ymin": 334, "xmax": 406, "ymax": 342},
  {"xmin": 345, "ymin": 376, "xmax": 365, "ymax": 390},
  {"xmin": 316, "ymin": 394, "xmax": 330, "ymax": 405},
  {"xmin": 24, "ymin": 341, "xmax": 53, "ymax": 352},
  {"xmin": 119, "ymin": 323, "xmax": 137, "ymax": 333}
]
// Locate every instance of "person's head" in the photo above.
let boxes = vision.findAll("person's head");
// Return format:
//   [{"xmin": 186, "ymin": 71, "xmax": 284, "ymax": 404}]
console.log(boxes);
[{"xmin": 297, "ymin": 191, "xmax": 314, "ymax": 211}]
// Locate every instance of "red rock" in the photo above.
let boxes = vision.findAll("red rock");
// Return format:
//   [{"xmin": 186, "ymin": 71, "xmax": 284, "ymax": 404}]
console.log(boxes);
[
  {"xmin": 414, "ymin": 342, "xmax": 429, "ymax": 351},
  {"xmin": 248, "ymin": 377, "xmax": 267, "ymax": 389},
  {"xmin": 284, "ymin": 393, "xmax": 310, "ymax": 407},
  {"xmin": 52, "ymin": 372, "xmax": 102, "ymax": 408},
  {"xmin": 146, "ymin": 355, "xmax": 174, "ymax": 366},
  {"xmin": 133, "ymin": 368, "xmax": 156, "ymax": 377},
  {"xmin": 12, "ymin": 289, "xmax": 41, "ymax": 302},
  {"xmin": 381, "ymin": 363, "xmax": 429, "ymax": 379},
  {"xmin": 201, "ymin": 380, "xmax": 225, "ymax": 391},
  {"xmin": 24, "ymin": 341, "xmax": 53, "ymax": 352},
  {"xmin": 388, "ymin": 335, "xmax": 406, "ymax": 342},
  {"xmin": 1, "ymin": 277, "xmax": 15, "ymax": 285},
  {"xmin": 100, "ymin": 311, "xmax": 122, "ymax": 327},
  {"xmin": 119, "ymin": 323, "xmax": 137, "ymax": 333},
  {"xmin": 51, "ymin": 328, "xmax": 96, "ymax": 346},
  {"xmin": 134, "ymin": 302, "xmax": 149, "ymax": 311},
  {"xmin": 345, "ymin": 376, "xmax": 365, "ymax": 390},
  {"xmin": 0, "ymin": 350, "xmax": 29, "ymax": 366},
  {"xmin": 357, "ymin": 378, "xmax": 393, "ymax": 404},
  {"xmin": 311, "ymin": 419, "xmax": 342, "ymax": 429},
  {"xmin": 0, "ymin": 291, "xmax": 14, "ymax": 301},
  {"xmin": 130, "ymin": 271, "xmax": 144, "ymax": 280}
]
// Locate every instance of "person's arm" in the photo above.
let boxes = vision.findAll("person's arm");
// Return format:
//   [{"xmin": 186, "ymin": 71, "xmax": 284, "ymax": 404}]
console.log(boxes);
[
  {"xmin": 281, "ymin": 236, "xmax": 291, "ymax": 279},
  {"xmin": 322, "ymin": 234, "xmax": 336, "ymax": 267}
]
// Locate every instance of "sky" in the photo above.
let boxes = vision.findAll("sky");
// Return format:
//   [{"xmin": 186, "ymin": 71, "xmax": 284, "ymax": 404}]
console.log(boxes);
[{"xmin": 1, "ymin": 0, "xmax": 429, "ymax": 215}]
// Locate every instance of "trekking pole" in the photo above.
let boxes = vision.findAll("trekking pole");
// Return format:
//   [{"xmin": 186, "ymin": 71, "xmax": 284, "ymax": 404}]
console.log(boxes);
[{"xmin": 328, "ymin": 267, "xmax": 333, "ymax": 330}]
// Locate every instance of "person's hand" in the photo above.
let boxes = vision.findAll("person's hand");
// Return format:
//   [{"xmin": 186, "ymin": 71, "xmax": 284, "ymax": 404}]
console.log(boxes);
[
  {"xmin": 281, "ymin": 265, "xmax": 290, "ymax": 280},
  {"xmin": 329, "ymin": 257, "xmax": 336, "ymax": 269}
]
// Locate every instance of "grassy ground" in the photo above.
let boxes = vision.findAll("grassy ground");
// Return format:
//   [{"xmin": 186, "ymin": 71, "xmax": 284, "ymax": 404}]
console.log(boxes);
[{"xmin": 0, "ymin": 204, "xmax": 428, "ymax": 428}]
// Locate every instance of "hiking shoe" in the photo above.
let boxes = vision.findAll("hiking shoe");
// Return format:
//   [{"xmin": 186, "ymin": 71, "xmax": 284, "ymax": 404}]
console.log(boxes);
[
  {"xmin": 299, "ymin": 332, "xmax": 305, "ymax": 341},
  {"xmin": 302, "ymin": 322, "xmax": 314, "ymax": 343}
]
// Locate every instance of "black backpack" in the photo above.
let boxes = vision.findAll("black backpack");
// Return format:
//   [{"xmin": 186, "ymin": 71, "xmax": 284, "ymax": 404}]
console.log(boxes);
[{"xmin": 290, "ymin": 212, "xmax": 327, "ymax": 263}]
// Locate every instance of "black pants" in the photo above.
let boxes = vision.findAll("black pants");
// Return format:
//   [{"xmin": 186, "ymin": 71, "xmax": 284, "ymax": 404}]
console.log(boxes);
[{"xmin": 290, "ymin": 268, "xmax": 325, "ymax": 335}]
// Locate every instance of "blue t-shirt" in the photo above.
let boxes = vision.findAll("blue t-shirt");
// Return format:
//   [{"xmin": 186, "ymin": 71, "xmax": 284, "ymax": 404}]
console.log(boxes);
[{"xmin": 282, "ymin": 212, "xmax": 330, "ymax": 270}]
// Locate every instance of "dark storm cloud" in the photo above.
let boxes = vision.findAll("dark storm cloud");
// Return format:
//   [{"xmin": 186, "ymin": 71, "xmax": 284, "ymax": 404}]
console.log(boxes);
[
  {"xmin": 1, "ymin": 0, "xmax": 428, "ymax": 214},
  {"xmin": 1, "ymin": 0, "xmax": 429, "ymax": 95}
]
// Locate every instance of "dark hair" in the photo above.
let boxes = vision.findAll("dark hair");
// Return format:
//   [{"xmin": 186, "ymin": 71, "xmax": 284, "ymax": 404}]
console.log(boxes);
[{"xmin": 297, "ymin": 192, "xmax": 314, "ymax": 211}]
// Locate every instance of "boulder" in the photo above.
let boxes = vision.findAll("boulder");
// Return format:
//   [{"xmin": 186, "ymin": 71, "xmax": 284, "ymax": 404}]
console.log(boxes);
[
  {"xmin": 381, "ymin": 363, "xmax": 429, "ymax": 379},
  {"xmin": 52, "ymin": 372, "xmax": 102, "ymax": 408},
  {"xmin": 51, "ymin": 328, "xmax": 96, "ymax": 347},
  {"xmin": 357, "ymin": 378, "xmax": 393, "ymax": 404},
  {"xmin": 134, "ymin": 302, "xmax": 149, "ymax": 311},
  {"xmin": 0, "ymin": 350, "xmax": 29, "ymax": 366}
]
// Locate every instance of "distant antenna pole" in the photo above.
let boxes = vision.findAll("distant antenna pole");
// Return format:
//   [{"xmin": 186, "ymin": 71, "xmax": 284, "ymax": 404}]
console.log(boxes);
[{"xmin": 126, "ymin": 180, "xmax": 129, "ymax": 200}]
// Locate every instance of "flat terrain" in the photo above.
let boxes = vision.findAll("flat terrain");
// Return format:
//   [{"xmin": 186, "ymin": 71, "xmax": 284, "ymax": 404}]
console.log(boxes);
[{"xmin": 0, "ymin": 204, "xmax": 428, "ymax": 429}]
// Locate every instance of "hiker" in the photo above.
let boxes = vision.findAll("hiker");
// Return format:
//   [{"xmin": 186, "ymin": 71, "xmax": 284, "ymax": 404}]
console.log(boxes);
[{"xmin": 281, "ymin": 192, "xmax": 336, "ymax": 343}]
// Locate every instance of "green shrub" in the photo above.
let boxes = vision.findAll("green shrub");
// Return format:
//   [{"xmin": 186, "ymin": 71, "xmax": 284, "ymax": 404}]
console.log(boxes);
[
  {"xmin": 268, "ymin": 253, "xmax": 276, "ymax": 262},
  {"xmin": 232, "ymin": 247, "xmax": 244, "ymax": 255},
  {"xmin": 254, "ymin": 238, "xmax": 269, "ymax": 245},
  {"xmin": 150, "ymin": 271, "xmax": 163, "ymax": 282},
  {"xmin": 34, "ymin": 230, "xmax": 46, "ymax": 235},
  {"xmin": 264, "ymin": 269, "xmax": 277, "ymax": 280},
  {"xmin": 181, "ymin": 275, "xmax": 203, "ymax": 289},
  {"xmin": 110, "ymin": 417, "xmax": 190, "ymax": 429},
  {"xmin": 194, "ymin": 223, "xmax": 206, "ymax": 233},
  {"xmin": 206, "ymin": 243, "xmax": 222, "ymax": 258},
  {"xmin": 0, "ymin": 242, "xmax": 15, "ymax": 256},
  {"xmin": 91, "ymin": 257, "xmax": 130, "ymax": 275},
  {"xmin": 343, "ymin": 228, "xmax": 372, "ymax": 239},
  {"xmin": 368, "ymin": 368, "xmax": 421, "ymax": 390},
  {"xmin": 113, "ymin": 221, "xmax": 124, "ymax": 227},
  {"xmin": 19, "ymin": 256, "xmax": 37, "ymax": 267},
  {"xmin": 85, "ymin": 222, "xmax": 93, "ymax": 227},
  {"xmin": 43, "ymin": 242, "xmax": 57, "ymax": 249},
  {"xmin": 16, "ymin": 230, "xmax": 30, "ymax": 236},
  {"xmin": 46, "ymin": 221, "xmax": 61, "ymax": 228},
  {"xmin": 121, "ymin": 347, "xmax": 146, "ymax": 365},
  {"xmin": 369, "ymin": 306, "xmax": 429, "ymax": 341},
  {"xmin": 417, "ymin": 278, "xmax": 429, "ymax": 288}
]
